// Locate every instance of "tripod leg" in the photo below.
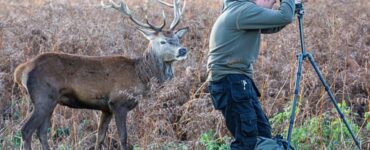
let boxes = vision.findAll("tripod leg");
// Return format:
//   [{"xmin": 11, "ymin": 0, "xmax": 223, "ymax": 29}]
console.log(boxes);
[
  {"xmin": 306, "ymin": 53, "xmax": 361, "ymax": 149},
  {"xmin": 287, "ymin": 53, "xmax": 304, "ymax": 149}
]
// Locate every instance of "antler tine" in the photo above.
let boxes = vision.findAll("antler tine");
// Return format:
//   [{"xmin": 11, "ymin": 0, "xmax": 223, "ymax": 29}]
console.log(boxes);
[
  {"xmin": 157, "ymin": 0, "xmax": 173, "ymax": 7},
  {"xmin": 150, "ymin": 11, "xmax": 167, "ymax": 31},
  {"xmin": 158, "ymin": 12, "xmax": 167, "ymax": 31},
  {"xmin": 146, "ymin": 19, "xmax": 166, "ymax": 32},
  {"xmin": 157, "ymin": 0, "xmax": 185, "ymax": 31},
  {"xmin": 102, "ymin": 0, "xmax": 167, "ymax": 31}
]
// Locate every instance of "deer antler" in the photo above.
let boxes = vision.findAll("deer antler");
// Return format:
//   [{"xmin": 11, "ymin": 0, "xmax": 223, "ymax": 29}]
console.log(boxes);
[
  {"xmin": 101, "ymin": 0, "xmax": 166, "ymax": 32},
  {"xmin": 157, "ymin": 0, "xmax": 186, "ymax": 31}
]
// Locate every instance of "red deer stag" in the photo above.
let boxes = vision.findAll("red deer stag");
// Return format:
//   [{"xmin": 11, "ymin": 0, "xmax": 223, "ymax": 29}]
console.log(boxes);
[{"xmin": 13, "ymin": 0, "xmax": 188, "ymax": 149}]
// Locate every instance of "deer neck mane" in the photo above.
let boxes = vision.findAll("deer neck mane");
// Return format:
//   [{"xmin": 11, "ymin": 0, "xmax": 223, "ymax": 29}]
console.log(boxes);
[{"xmin": 135, "ymin": 47, "xmax": 173, "ymax": 84}]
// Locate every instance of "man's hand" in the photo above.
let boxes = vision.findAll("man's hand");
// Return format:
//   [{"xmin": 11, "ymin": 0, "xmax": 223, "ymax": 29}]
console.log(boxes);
[{"xmin": 295, "ymin": 0, "xmax": 308, "ymax": 4}]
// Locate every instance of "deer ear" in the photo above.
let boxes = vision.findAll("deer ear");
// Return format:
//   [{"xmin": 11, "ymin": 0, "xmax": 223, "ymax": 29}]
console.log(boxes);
[
  {"xmin": 138, "ymin": 28, "xmax": 156, "ymax": 40},
  {"xmin": 175, "ymin": 27, "xmax": 189, "ymax": 39}
]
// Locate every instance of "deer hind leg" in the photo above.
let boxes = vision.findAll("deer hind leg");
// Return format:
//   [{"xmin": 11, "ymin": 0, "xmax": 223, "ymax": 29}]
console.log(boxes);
[
  {"xmin": 94, "ymin": 111, "xmax": 112, "ymax": 150},
  {"xmin": 21, "ymin": 108, "xmax": 43, "ymax": 150},
  {"xmin": 21, "ymin": 100, "xmax": 56, "ymax": 150},
  {"xmin": 36, "ymin": 122, "xmax": 50, "ymax": 150},
  {"xmin": 22, "ymin": 78, "xmax": 58, "ymax": 150},
  {"xmin": 36, "ymin": 112, "xmax": 54, "ymax": 150}
]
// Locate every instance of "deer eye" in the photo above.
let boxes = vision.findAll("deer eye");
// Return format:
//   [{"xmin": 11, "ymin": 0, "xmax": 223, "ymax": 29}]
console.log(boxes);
[{"xmin": 160, "ymin": 41, "xmax": 166, "ymax": 44}]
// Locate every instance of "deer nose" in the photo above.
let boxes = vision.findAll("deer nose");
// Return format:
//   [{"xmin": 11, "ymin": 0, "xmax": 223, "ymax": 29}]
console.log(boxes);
[{"xmin": 178, "ymin": 48, "xmax": 187, "ymax": 56}]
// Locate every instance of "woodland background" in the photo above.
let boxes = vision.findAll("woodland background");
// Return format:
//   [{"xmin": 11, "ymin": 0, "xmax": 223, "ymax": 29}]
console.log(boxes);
[{"xmin": 0, "ymin": 0, "xmax": 369, "ymax": 149}]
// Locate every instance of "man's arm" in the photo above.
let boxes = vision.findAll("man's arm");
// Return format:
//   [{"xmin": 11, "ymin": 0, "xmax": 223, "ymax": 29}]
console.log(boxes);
[
  {"xmin": 236, "ymin": 0, "xmax": 295, "ymax": 30},
  {"xmin": 261, "ymin": 25, "xmax": 286, "ymax": 34}
]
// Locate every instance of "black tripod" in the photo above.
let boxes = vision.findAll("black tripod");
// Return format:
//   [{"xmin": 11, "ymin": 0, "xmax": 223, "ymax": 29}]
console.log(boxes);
[{"xmin": 286, "ymin": 3, "xmax": 361, "ymax": 149}]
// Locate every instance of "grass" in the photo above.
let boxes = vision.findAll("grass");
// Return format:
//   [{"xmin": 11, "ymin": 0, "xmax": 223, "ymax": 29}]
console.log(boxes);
[
  {"xmin": 270, "ymin": 102, "xmax": 369, "ymax": 149},
  {"xmin": 0, "ymin": 0, "xmax": 369, "ymax": 149},
  {"xmin": 199, "ymin": 102, "xmax": 370, "ymax": 150}
]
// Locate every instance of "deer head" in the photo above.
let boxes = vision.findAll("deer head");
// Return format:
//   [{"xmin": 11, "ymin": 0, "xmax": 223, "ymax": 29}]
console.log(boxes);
[{"xmin": 101, "ymin": 0, "xmax": 189, "ymax": 80}]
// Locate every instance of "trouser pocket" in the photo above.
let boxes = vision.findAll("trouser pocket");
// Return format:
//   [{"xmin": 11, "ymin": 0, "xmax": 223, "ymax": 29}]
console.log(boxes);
[
  {"xmin": 227, "ymin": 74, "xmax": 258, "ymax": 102},
  {"xmin": 209, "ymin": 80, "xmax": 228, "ymax": 110},
  {"xmin": 240, "ymin": 113, "xmax": 257, "ymax": 137}
]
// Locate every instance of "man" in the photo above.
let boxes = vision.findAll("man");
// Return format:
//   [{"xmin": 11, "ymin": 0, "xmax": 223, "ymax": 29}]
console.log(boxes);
[{"xmin": 207, "ymin": 0, "xmax": 296, "ymax": 149}]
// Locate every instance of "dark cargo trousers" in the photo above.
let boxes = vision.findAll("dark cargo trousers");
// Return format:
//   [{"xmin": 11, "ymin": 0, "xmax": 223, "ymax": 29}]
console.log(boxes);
[{"xmin": 208, "ymin": 74, "xmax": 272, "ymax": 150}]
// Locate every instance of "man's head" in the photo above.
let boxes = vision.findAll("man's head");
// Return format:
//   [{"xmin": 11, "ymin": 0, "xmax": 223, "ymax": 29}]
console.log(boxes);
[{"xmin": 254, "ymin": 0, "xmax": 276, "ymax": 9}]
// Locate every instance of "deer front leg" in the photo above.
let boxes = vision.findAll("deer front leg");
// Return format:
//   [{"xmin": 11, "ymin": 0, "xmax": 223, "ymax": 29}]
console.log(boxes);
[
  {"xmin": 94, "ymin": 111, "xmax": 112, "ymax": 150},
  {"xmin": 114, "ymin": 108, "xmax": 128, "ymax": 150},
  {"xmin": 108, "ymin": 91, "xmax": 138, "ymax": 150},
  {"xmin": 109, "ymin": 103, "xmax": 129, "ymax": 150},
  {"xmin": 108, "ymin": 99, "xmax": 129, "ymax": 150}
]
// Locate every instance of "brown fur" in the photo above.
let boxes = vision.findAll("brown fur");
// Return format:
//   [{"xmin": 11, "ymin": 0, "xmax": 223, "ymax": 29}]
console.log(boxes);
[
  {"xmin": 15, "ymin": 52, "xmax": 147, "ymax": 108},
  {"xmin": 14, "ymin": 52, "xmax": 144, "ymax": 149},
  {"xmin": 14, "ymin": 39, "xmax": 187, "ymax": 150},
  {"xmin": 14, "ymin": 0, "xmax": 189, "ymax": 149}
]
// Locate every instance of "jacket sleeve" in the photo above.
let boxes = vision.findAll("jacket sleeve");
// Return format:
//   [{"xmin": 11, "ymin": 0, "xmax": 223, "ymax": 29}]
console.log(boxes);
[
  {"xmin": 236, "ymin": 0, "xmax": 295, "ymax": 30},
  {"xmin": 261, "ymin": 25, "xmax": 286, "ymax": 34}
]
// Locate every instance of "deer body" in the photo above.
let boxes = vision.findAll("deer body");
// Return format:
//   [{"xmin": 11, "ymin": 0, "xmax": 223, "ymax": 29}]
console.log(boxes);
[
  {"xmin": 16, "ymin": 53, "xmax": 145, "ymax": 110},
  {"xmin": 14, "ymin": 0, "xmax": 189, "ymax": 149}
]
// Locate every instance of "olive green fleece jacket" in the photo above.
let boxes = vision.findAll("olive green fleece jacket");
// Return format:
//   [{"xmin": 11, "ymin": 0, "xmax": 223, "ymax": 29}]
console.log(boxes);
[{"xmin": 207, "ymin": 0, "xmax": 295, "ymax": 81}]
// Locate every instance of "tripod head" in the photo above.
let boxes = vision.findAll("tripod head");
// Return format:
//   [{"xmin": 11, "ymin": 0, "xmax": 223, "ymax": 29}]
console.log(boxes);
[
  {"xmin": 295, "ymin": 3, "xmax": 304, "ymax": 16},
  {"xmin": 294, "ymin": 2, "xmax": 306, "ymax": 54}
]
